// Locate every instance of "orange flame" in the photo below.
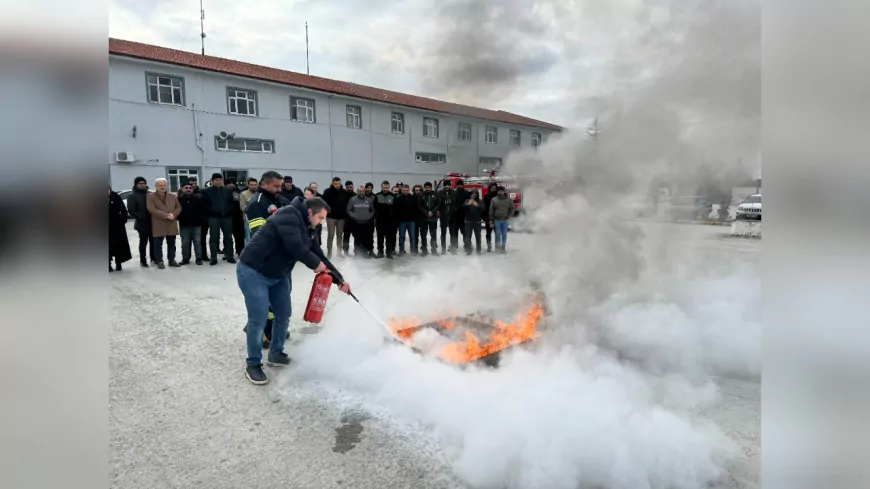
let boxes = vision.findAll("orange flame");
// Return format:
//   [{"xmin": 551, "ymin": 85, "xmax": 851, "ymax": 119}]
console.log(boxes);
[{"xmin": 387, "ymin": 299, "xmax": 544, "ymax": 364}]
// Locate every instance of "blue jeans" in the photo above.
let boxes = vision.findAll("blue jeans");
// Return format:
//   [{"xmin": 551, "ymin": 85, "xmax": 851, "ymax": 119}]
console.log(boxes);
[
  {"xmin": 236, "ymin": 262, "xmax": 291, "ymax": 366},
  {"xmin": 398, "ymin": 221, "xmax": 416, "ymax": 252},
  {"xmin": 494, "ymin": 220, "xmax": 509, "ymax": 248}
]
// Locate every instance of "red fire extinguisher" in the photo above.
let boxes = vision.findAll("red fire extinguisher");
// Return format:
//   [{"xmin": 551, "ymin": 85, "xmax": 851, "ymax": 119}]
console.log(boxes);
[{"xmin": 303, "ymin": 272, "xmax": 334, "ymax": 324}]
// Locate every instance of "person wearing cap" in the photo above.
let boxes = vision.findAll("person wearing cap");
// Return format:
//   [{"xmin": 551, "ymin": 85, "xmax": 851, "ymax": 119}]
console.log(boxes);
[
  {"xmin": 489, "ymin": 185, "xmax": 513, "ymax": 253},
  {"xmin": 322, "ymin": 177, "xmax": 350, "ymax": 258},
  {"xmin": 280, "ymin": 176, "xmax": 304, "ymax": 205},
  {"xmin": 200, "ymin": 172, "xmax": 237, "ymax": 265},
  {"xmin": 418, "ymin": 181, "xmax": 440, "ymax": 256},
  {"xmin": 126, "ymin": 176, "xmax": 157, "ymax": 267},
  {"xmin": 342, "ymin": 180, "xmax": 355, "ymax": 255},
  {"xmin": 483, "ymin": 182, "xmax": 499, "ymax": 252}
]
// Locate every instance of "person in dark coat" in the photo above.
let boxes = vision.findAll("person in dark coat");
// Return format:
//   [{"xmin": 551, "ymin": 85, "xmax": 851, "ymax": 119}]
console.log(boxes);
[
  {"xmin": 226, "ymin": 179, "xmax": 246, "ymax": 256},
  {"xmin": 462, "ymin": 190, "xmax": 484, "ymax": 255},
  {"xmin": 109, "ymin": 186, "xmax": 132, "ymax": 271},
  {"xmin": 125, "ymin": 176, "xmax": 156, "ymax": 267},
  {"xmin": 483, "ymin": 182, "xmax": 498, "ymax": 252}
]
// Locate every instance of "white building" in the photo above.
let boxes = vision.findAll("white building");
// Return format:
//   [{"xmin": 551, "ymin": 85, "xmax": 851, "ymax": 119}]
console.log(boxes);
[{"xmin": 109, "ymin": 39, "xmax": 562, "ymax": 192}]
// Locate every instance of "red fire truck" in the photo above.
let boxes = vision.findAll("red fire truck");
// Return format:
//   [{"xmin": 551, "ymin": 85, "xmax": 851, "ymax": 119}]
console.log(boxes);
[{"xmin": 434, "ymin": 169, "xmax": 525, "ymax": 216}]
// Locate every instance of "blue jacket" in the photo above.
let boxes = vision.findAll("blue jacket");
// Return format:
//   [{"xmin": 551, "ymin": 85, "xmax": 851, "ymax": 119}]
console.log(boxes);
[{"xmin": 239, "ymin": 197, "xmax": 343, "ymax": 281}]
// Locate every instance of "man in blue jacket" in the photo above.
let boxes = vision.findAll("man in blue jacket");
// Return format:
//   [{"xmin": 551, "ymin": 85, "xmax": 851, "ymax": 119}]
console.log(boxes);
[{"xmin": 237, "ymin": 196, "xmax": 351, "ymax": 385}]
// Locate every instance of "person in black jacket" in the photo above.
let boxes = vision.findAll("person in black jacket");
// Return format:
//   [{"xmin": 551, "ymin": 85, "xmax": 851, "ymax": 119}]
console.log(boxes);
[
  {"xmin": 454, "ymin": 179, "xmax": 471, "ymax": 247},
  {"xmin": 341, "ymin": 180, "xmax": 355, "ymax": 256},
  {"xmin": 200, "ymin": 173, "xmax": 236, "ymax": 265},
  {"xmin": 280, "ymin": 175, "xmax": 304, "ymax": 205},
  {"xmin": 226, "ymin": 179, "xmax": 246, "ymax": 256},
  {"xmin": 394, "ymin": 184, "xmax": 417, "ymax": 255},
  {"xmin": 125, "ymin": 176, "xmax": 156, "ymax": 267},
  {"xmin": 374, "ymin": 180, "xmax": 396, "ymax": 259},
  {"xmin": 237, "ymin": 196, "xmax": 350, "ymax": 385},
  {"xmin": 322, "ymin": 176, "xmax": 350, "ymax": 258},
  {"xmin": 177, "ymin": 181, "xmax": 206, "ymax": 265},
  {"xmin": 418, "ymin": 181, "xmax": 439, "ymax": 256},
  {"xmin": 436, "ymin": 181, "xmax": 458, "ymax": 254},
  {"xmin": 463, "ymin": 190, "xmax": 484, "ymax": 255},
  {"xmin": 411, "ymin": 184, "xmax": 424, "ymax": 255},
  {"xmin": 109, "ymin": 186, "xmax": 132, "ymax": 272},
  {"xmin": 483, "ymin": 182, "xmax": 498, "ymax": 252}
]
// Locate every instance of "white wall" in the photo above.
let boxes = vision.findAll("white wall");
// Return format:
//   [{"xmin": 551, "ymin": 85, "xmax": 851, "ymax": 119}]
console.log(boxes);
[{"xmin": 109, "ymin": 56, "xmax": 557, "ymax": 191}]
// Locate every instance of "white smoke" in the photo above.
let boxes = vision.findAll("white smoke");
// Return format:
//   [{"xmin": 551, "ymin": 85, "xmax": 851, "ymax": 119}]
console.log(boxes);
[{"xmin": 283, "ymin": 0, "xmax": 760, "ymax": 487}]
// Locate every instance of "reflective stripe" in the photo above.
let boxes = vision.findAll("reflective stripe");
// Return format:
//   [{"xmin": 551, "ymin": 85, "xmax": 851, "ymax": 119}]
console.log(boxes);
[
  {"xmin": 249, "ymin": 218, "xmax": 266, "ymax": 230},
  {"xmin": 268, "ymin": 312, "xmax": 274, "ymax": 320}
]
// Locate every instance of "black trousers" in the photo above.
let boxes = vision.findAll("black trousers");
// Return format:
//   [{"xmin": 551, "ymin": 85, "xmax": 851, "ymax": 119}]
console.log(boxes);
[
  {"xmin": 464, "ymin": 221, "xmax": 482, "ymax": 253},
  {"xmin": 485, "ymin": 220, "xmax": 493, "ymax": 248},
  {"xmin": 376, "ymin": 219, "xmax": 396, "ymax": 255},
  {"xmin": 232, "ymin": 214, "xmax": 245, "ymax": 254},
  {"xmin": 208, "ymin": 216, "xmax": 234, "ymax": 258},
  {"xmin": 440, "ymin": 215, "xmax": 459, "ymax": 251},
  {"xmin": 343, "ymin": 219, "xmax": 354, "ymax": 253},
  {"xmin": 137, "ymin": 229, "xmax": 155, "ymax": 263},
  {"xmin": 352, "ymin": 221, "xmax": 375, "ymax": 255},
  {"xmin": 420, "ymin": 220, "xmax": 438, "ymax": 252}
]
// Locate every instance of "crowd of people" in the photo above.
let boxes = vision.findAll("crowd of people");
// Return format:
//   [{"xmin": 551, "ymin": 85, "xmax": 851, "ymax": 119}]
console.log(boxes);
[{"xmin": 108, "ymin": 171, "xmax": 515, "ymax": 272}]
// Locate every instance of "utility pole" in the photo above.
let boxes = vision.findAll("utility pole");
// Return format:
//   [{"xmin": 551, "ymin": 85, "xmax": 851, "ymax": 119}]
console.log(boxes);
[
  {"xmin": 200, "ymin": 0, "xmax": 206, "ymax": 55},
  {"xmin": 305, "ymin": 22, "xmax": 310, "ymax": 75}
]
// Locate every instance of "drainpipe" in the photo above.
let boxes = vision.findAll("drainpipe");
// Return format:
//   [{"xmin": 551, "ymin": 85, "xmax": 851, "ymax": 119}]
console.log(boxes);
[
  {"xmin": 192, "ymin": 103, "xmax": 206, "ymax": 179},
  {"xmin": 327, "ymin": 94, "xmax": 334, "ymax": 178}
]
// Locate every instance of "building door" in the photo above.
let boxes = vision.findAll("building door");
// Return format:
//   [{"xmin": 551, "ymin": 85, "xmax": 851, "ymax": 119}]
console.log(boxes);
[{"xmin": 222, "ymin": 169, "xmax": 248, "ymax": 186}]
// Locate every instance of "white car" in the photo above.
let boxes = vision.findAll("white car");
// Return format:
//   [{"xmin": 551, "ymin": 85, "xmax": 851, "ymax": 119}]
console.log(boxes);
[{"xmin": 735, "ymin": 194, "xmax": 761, "ymax": 220}]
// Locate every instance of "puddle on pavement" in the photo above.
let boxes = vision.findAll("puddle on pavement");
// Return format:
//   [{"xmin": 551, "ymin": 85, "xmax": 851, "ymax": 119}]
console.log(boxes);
[{"xmin": 332, "ymin": 411, "xmax": 369, "ymax": 454}]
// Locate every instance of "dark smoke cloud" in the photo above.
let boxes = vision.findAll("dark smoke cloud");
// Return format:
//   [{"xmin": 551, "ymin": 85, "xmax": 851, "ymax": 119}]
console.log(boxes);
[{"xmin": 417, "ymin": 0, "xmax": 560, "ymax": 106}]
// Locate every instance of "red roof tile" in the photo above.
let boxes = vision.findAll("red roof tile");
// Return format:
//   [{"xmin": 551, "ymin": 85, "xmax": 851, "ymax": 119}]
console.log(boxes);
[{"xmin": 109, "ymin": 38, "xmax": 562, "ymax": 131}]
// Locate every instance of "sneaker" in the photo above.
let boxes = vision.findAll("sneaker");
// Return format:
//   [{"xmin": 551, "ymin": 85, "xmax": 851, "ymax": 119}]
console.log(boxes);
[
  {"xmin": 157, "ymin": 262, "xmax": 166, "ymax": 269},
  {"xmin": 266, "ymin": 352, "xmax": 291, "ymax": 367},
  {"xmin": 168, "ymin": 260, "xmax": 181, "ymax": 268},
  {"xmin": 245, "ymin": 365, "xmax": 269, "ymax": 385},
  {"xmin": 180, "ymin": 260, "xmax": 190, "ymax": 266},
  {"xmin": 226, "ymin": 257, "xmax": 237, "ymax": 264},
  {"xmin": 195, "ymin": 259, "xmax": 203, "ymax": 265},
  {"xmin": 210, "ymin": 259, "xmax": 218, "ymax": 266}
]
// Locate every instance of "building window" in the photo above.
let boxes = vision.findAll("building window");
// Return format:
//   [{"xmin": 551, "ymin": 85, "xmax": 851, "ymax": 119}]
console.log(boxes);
[
  {"xmin": 346, "ymin": 105, "xmax": 362, "ymax": 129},
  {"xmin": 423, "ymin": 117, "xmax": 439, "ymax": 138},
  {"xmin": 291, "ymin": 97, "xmax": 316, "ymax": 123},
  {"xmin": 146, "ymin": 73, "xmax": 184, "ymax": 106},
  {"xmin": 479, "ymin": 157, "xmax": 503, "ymax": 170},
  {"xmin": 391, "ymin": 112, "xmax": 405, "ymax": 134},
  {"xmin": 415, "ymin": 152, "xmax": 446, "ymax": 164},
  {"xmin": 215, "ymin": 136, "xmax": 275, "ymax": 153},
  {"xmin": 226, "ymin": 88, "xmax": 257, "ymax": 116},
  {"xmin": 167, "ymin": 168, "xmax": 198, "ymax": 193},
  {"xmin": 532, "ymin": 132, "xmax": 542, "ymax": 148},
  {"xmin": 458, "ymin": 122, "xmax": 472, "ymax": 141},
  {"xmin": 510, "ymin": 129, "xmax": 521, "ymax": 147},
  {"xmin": 485, "ymin": 126, "xmax": 498, "ymax": 144}
]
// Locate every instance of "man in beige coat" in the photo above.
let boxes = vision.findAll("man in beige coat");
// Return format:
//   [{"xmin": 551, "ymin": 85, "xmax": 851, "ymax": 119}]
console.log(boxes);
[{"xmin": 147, "ymin": 177, "xmax": 182, "ymax": 269}]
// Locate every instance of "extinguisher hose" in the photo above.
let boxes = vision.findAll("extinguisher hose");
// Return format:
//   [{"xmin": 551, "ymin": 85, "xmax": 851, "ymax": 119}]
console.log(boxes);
[{"xmin": 346, "ymin": 291, "xmax": 396, "ymax": 337}]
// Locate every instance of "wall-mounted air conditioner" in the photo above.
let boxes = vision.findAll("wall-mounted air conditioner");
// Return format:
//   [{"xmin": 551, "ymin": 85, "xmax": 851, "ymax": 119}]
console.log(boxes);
[{"xmin": 115, "ymin": 151, "xmax": 135, "ymax": 163}]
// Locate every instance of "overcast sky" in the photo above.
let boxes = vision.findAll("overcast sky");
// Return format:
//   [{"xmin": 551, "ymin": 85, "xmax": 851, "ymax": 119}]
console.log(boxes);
[{"xmin": 107, "ymin": 0, "xmax": 625, "ymax": 129}]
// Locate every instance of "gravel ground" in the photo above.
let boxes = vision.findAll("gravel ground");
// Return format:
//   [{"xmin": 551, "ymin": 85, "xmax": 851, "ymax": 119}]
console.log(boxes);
[{"xmin": 110, "ymin": 221, "xmax": 759, "ymax": 489}]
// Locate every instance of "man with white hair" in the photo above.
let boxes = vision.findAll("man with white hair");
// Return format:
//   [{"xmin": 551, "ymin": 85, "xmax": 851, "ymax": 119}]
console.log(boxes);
[{"xmin": 145, "ymin": 177, "xmax": 182, "ymax": 269}]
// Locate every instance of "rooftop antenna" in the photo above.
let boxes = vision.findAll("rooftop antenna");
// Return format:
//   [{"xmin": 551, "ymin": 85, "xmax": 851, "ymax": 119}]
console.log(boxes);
[
  {"xmin": 199, "ymin": 0, "xmax": 206, "ymax": 55},
  {"xmin": 305, "ymin": 22, "xmax": 310, "ymax": 75}
]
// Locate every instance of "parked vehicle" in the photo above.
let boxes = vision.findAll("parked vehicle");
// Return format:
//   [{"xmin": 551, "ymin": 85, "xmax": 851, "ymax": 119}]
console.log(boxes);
[
  {"xmin": 735, "ymin": 194, "xmax": 762, "ymax": 220},
  {"xmin": 116, "ymin": 189, "xmax": 153, "ymax": 218}
]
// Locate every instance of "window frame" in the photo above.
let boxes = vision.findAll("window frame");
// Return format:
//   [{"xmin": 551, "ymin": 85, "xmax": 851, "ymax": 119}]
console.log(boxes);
[
  {"xmin": 226, "ymin": 87, "xmax": 258, "ymax": 117},
  {"xmin": 146, "ymin": 72, "xmax": 186, "ymax": 106},
  {"xmin": 423, "ymin": 117, "xmax": 439, "ymax": 138},
  {"xmin": 532, "ymin": 132, "xmax": 542, "ymax": 148},
  {"xmin": 290, "ymin": 96, "xmax": 317, "ymax": 123},
  {"xmin": 166, "ymin": 167, "xmax": 199, "ymax": 193},
  {"xmin": 509, "ymin": 129, "xmax": 521, "ymax": 147},
  {"xmin": 214, "ymin": 136, "xmax": 276, "ymax": 154},
  {"xmin": 415, "ymin": 152, "xmax": 447, "ymax": 165},
  {"xmin": 485, "ymin": 125, "xmax": 498, "ymax": 144},
  {"xmin": 479, "ymin": 157, "xmax": 503, "ymax": 168},
  {"xmin": 458, "ymin": 122, "xmax": 472, "ymax": 141},
  {"xmin": 346, "ymin": 105, "xmax": 362, "ymax": 129},
  {"xmin": 391, "ymin": 112, "xmax": 405, "ymax": 134}
]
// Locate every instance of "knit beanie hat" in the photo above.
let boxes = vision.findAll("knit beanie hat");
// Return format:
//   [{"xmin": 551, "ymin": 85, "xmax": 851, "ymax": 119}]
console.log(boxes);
[
  {"xmin": 211, "ymin": 172, "xmax": 223, "ymax": 181},
  {"xmin": 133, "ymin": 176, "xmax": 146, "ymax": 185}
]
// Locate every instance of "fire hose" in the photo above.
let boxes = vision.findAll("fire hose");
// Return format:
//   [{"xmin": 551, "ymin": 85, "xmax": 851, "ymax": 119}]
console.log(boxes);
[{"xmin": 303, "ymin": 271, "xmax": 395, "ymax": 337}]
